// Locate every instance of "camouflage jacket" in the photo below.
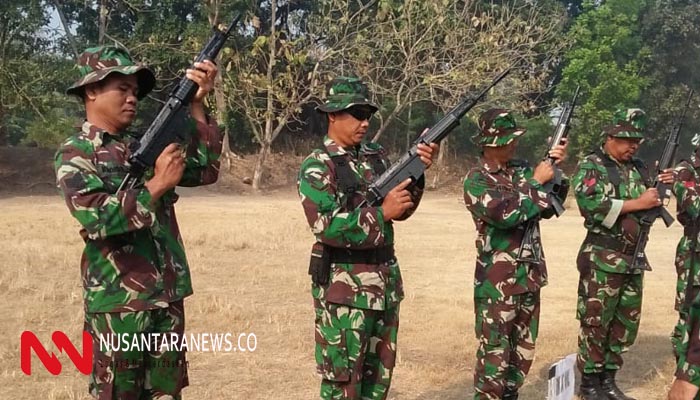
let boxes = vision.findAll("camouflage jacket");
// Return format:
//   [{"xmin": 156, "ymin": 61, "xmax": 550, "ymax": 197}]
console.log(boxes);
[
  {"xmin": 673, "ymin": 159, "xmax": 700, "ymax": 308},
  {"xmin": 463, "ymin": 159, "xmax": 555, "ymax": 300},
  {"xmin": 572, "ymin": 146, "xmax": 649, "ymax": 274},
  {"xmin": 55, "ymin": 119, "xmax": 222, "ymax": 313},
  {"xmin": 298, "ymin": 136, "xmax": 423, "ymax": 310}
]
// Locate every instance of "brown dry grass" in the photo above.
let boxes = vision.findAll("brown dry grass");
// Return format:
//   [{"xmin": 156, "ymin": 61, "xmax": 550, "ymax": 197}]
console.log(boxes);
[{"xmin": 0, "ymin": 192, "xmax": 682, "ymax": 399}]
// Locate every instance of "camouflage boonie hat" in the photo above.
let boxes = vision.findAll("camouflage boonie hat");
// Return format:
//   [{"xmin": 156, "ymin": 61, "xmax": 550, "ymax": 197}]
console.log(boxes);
[
  {"xmin": 604, "ymin": 108, "xmax": 646, "ymax": 139},
  {"xmin": 66, "ymin": 46, "xmax": 156, "ymax": 99},
  {"xmin": 316, "ymin": 77, "xmax": 378, "ymax": 113},
  {"xmin": 475, "ymin": 108, "xmax": 527, "ymax": 147}
]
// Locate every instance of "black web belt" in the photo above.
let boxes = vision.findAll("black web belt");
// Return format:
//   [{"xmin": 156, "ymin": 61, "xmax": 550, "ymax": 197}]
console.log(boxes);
[{"xmin": 329, "ymin": 246, "xmax": 395, "ymax": 264}]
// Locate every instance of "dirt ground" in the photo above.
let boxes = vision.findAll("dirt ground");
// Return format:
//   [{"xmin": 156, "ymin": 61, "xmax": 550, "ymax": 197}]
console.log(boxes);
[{"xmin": 0, "ymin": 190, "xmax": 684, "ymax": 400}]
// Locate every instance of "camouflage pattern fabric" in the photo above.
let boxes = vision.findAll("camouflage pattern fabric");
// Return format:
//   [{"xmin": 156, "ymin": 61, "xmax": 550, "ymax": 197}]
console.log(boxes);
[
  {"xmin": 572, "ymin": 147, "xmax": 649, "ymax": 274},
  {"xmin": 572, "ymin": 146, "xmax": 649, "ymax": 374},
  {"xmin": 671, "ymin": 156, "xmax": 700, "ymax": 387},
  {"xmin": 473, "ymin": 291, "xmax": 540, "ymax": 400},
  {"xmin": 86, "ymin": 300, "xmax": 188, "ymax": 399},
  {"xmin": 314, "ymin": 298, "xmax": 399, "ymax": 400},
  {"xmin": 66, "ymin": 46, "xmax": 156, "ymax": 99},
  {"xmin": 55, "ymin": 119, "xmax": 222, "ymax": 313},
  {"xmin": 463, "ymin": 158, "xmax": 558, "ymax": 398},
  {"xmin": 474, "ymin": 109, "xmax": 527, "ymax": 148},
  {"xmin": 299, "ymin": 136, "xmax": 424, "ymax": 399},
  {"xmin": 676, "ymin": 292, "xmax": 700, "ymax": 390},
  {"xmin": 316, "ymin": 77, "xmax": 379, "ymax": 113},
  {"xmin": 463, "ymin": 159, "xmax": 554, "ymax": 300},
  {"xmin": 575, "ymin": 267, "xmax": 643, "ymax": 373},
  {"xmin": 604, "ymin": 108, "xmax": 647, "ymax": 139}
]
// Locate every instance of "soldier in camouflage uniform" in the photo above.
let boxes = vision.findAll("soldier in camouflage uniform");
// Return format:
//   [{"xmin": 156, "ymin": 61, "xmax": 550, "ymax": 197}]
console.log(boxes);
[
  {"xmin": 55, "ymin": 46, "xmax": 223, "ymax": 399},
  {"xmin": 572, "ymin": 108, "xmax": 671, "ymax": 400},
  {"xmin": 298, "ymin": 77, "xmax": 438, "ymax": 400},
  {"xmin": 664, "ymin": 134, "xmax": 700, "ymax": 400},
  {"xmin": 463, "ymin": 109, "xmax": 568, "ymax": 400}
]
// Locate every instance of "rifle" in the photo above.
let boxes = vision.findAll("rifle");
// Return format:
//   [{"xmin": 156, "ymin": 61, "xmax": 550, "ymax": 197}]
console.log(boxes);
[
  {"xmin": 118, "ymin": 12, "xmax": 241, "ymax": 191},
  {"xmin": 630, "ymin": 89, "xmax": 694, "ymax": 271},
  {"xmin": 363, "ymin": 67, "xmax": 511, "ymax": 206},
  {"xmin": 517, "ymin": 86, "xmax": 580, "ymax": 263}
]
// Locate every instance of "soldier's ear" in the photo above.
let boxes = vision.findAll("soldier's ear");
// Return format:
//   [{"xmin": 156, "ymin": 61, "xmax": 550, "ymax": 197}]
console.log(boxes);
[{"xmin": 84, "ymin": 85, "xmax": 98, "ymax": 101}]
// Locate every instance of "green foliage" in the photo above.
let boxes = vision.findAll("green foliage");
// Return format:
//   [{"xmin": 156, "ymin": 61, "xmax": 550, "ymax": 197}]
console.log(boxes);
[{"xmin": 557, "ymin": 0, "xmax": 650, "ymax": 156}]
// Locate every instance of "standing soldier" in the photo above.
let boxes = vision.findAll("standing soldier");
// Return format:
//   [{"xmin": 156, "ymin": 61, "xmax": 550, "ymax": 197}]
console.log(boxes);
[
  {"xmin": 664, "ymin": 134, "xmax": 700, "ymax": 400},
  {"xmin": 463, "ymin": 108, "xmax": 568, "ymax": 400},
  {"xmin": 298, "ymin": 77, "xmax": 438, "ymax": 400},
  {"xmin": 573, "ymin": 108, "xmax": 669, "ymax": 400},
  {"xmin": 55, "ymin": 46, "xmax": 223, "ymax": 399}
]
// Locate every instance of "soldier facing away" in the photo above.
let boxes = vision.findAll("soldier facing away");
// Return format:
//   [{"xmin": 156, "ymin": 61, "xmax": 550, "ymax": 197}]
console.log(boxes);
[
  {"xmin": 297, "ymin": 77, "xmax": 438, "ymax": 400},
  {"xmin": 55, "ymin": 46, "xmax": 223, "ymax": 399},
  {"xmin": 572, "ymin": 108, "xmax": 675, "ymax": 400},
  {"xmin": 463, "ymin": 109, "xmax": 568, "ymax": 400}
]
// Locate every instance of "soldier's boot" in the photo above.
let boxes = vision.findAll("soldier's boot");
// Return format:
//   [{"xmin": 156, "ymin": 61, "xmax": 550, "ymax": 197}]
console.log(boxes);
[
  {"xmin": 579, "ymin": 373, "xmax": 608, "ymax": 400},
  {"xmin": 600, "ymin": 370, "xmax": 636, "ymax": 400},
  {"xmin": 502, "ymin": 388, "xmax": 518, "ymax": 399}
]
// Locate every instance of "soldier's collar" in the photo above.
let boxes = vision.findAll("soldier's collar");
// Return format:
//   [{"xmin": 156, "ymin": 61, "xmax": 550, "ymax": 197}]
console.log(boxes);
[
  {"xmin": 481, "ymin": 157, "xmax": 508, "ymax": 173},
  {"xmin": 323, "ymin": 135, "xmax": 370, "ymax": 157},
  {"xmin": 81, "ymin": 121, "xmax": 133, "ymax": 146}
]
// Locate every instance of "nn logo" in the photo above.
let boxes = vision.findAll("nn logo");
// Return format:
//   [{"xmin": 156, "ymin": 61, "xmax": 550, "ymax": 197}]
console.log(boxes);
[{"xmin": 21, "ymin": 331, "xmax": 92, "ymax": 375}]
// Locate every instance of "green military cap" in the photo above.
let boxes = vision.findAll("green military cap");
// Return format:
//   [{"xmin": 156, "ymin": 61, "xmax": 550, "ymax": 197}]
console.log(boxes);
[
  {"xmin": 604, "ymin": 108, "xmax": 646, "ymax": 139},
  {"xmin": 475, "ymin": 108, "xmax": 527, "ymax": 147},
  {"xmin": 66, "ymin": 45, "xmax": 156, "ymax": 99},
  {"xmin": 316, "ymin": 77, "xmax": 378, "ymax": 113}
]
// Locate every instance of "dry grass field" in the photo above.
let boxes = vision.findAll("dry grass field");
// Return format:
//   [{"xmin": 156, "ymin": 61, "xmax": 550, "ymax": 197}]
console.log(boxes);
[{"xmin": 0, "ymin": 191, "xmax": 684, "ymax": 399}]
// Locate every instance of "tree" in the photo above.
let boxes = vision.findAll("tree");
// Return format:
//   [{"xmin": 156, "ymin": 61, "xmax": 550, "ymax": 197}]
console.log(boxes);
[{"xmin": 556, "ymin": 0, "xmax": 650, "ymax": 156}]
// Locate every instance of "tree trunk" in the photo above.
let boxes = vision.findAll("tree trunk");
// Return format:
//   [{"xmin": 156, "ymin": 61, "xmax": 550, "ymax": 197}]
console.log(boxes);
[
  {"xmin": 430, "ymin": 136, "xmax": 447, "ymax": 189},
  {"xmin": 207, "ymin": 2, "xmax": 234, "ymax": 172},
  {"xmin": 53, "ymin": 0, "xmax": 79, "ymax": 60},
  {"xmin": 255, "ymin": 0, "xmax": 277, "ymax": 189},
  {"xmin": 98, "ymin": 0, "xmax": 107, "ymax": 45},
  {"xmin": 252, "ymin": 141, "xmax": 271, "ymax": 190}
]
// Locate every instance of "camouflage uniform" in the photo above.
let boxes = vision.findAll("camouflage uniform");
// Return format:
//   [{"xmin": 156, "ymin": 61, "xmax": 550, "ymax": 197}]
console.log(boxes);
[
  {"xmin": 671, "ymin": 137, "xmax": 700, "ymax": 391},
  {"xmin": 463, "ymin": 109, "xmax": 566, "ymax": 400},
  {"xmin": 56, "ymin": 46, "xmax": 222, "ymax": 399},
  {"xmin": 572, "ymin": 109, "xmax": 649, "ymax": 378},
  {"xmin": 298, "ymin": 77, "xmax": 424, "ymax": 400}
]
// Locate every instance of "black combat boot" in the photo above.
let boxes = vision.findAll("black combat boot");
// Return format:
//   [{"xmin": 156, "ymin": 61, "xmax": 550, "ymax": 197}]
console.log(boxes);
[
  {"xmin": 579, "ymin": 373, "xmax": 609, "ymax": 400},
  {"xmin": 502, "ymin": 388, "xmax": 518, "ymax": 399},
  {"xmin": 600, "ymin": 370, "xmax": 636, "ymax": 400}
]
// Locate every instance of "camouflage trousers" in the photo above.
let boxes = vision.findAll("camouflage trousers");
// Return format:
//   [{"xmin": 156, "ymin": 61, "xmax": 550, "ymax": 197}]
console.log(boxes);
[
  {"xmin": 576, "ymin": 268, "xmax": 643, "ymax": 374},
  {"xmin": 473, "ymin": 291, "xmax": 540, "ymax": 400},
  {"xmin": 313, "ymin": 297, "xmax": 399, "ymax": 400},
  {"xmin": 85, "ymin": 300, "xmax": 188, "ymax": 400}
]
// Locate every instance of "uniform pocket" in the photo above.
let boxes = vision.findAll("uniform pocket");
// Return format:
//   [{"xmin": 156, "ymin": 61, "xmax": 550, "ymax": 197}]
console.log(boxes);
[{"xmin": 314, "ymin": 326, "xmax": 350, "ymax": 382}]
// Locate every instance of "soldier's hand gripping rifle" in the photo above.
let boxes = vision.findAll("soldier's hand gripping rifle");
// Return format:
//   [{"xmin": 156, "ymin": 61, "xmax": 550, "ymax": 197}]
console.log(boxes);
[
  {"xmin": 630, "ymin": 89, "xmax": 694, "ymax": 271},
  {"xmin": 362, "ymin": 68, "xmax": 511, "ymax": 207},
  {"xmin": 517, "ymin": 86, "xmax": 580, "ymax": 263},
  {"xmin": 118, "ymin": 12, "xmax": 241, "ymax": 192}
]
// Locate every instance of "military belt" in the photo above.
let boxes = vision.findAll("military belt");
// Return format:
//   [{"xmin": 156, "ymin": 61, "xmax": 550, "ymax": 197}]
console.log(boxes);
[
  {"xmin": 329, "ymin": 246, "xmax": 395, "ymax": 264},
  {"xmin": 583, "ymin": 232, "xmax": 635, "ymax": 255},
  {"xmin": 685, "ymin": 225, "xmax": 699, "ymax": 238}
]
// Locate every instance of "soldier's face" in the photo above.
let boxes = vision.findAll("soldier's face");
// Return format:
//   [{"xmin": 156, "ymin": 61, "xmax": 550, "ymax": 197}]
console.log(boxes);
[
  {"xmin": 328, "ymin": 107, "xmax": 372, "ymax": 147},
  {"xmin": 85, "ymin": 74, "xmax": 139, "ymax": 132},
  {"xmin": 606, "ymin": 136, "xmax": 642, "ymax": 162}
]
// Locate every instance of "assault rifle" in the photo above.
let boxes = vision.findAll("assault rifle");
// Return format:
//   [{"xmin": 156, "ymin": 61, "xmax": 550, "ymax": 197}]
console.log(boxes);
[
  {"xmin": 517, "ymin": 86, "xmax": 580, "ymax": 263},
  {"xmin": 363, "ymin": 67, "xmax": 511, "ymax": 206},
  {"xmin": 118, "ymin": 12, "xmax": 241, "ymax": 191},
  {"xmin": 630, "ymin": 89, "xmax": 694, "ymax": 271}
]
